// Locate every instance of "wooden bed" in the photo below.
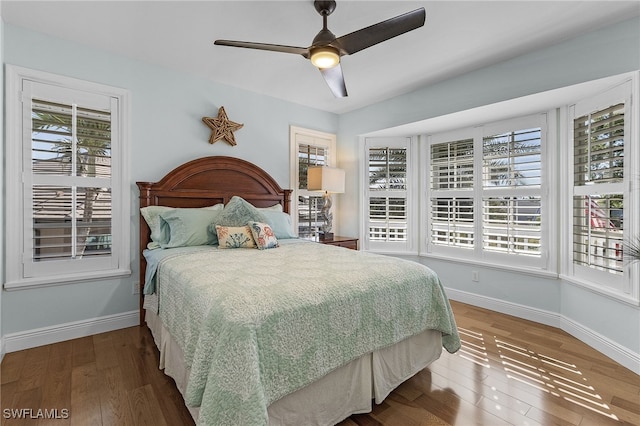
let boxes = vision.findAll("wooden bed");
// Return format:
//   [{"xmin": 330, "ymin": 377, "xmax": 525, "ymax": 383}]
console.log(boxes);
[
  {"xmin": 137, "ymin": 155, "xmax": 292, "ymax": 325},
  {"xmin": 135, "ymin": 155, "xmax": 459, "ymax": 426}
]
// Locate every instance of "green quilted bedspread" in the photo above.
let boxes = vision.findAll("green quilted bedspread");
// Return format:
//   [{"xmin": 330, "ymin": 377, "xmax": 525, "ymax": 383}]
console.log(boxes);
[{"xmin": 155, "ymin": 240, "xmax": 460, "ymax": 426}]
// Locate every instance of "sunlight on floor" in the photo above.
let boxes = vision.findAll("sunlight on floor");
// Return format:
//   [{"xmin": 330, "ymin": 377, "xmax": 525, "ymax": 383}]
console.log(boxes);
[
  {"xmin": 457, "ymin": 327, "xmax": 490, "ymax": 368},
  {"xmin": 457, "ymin": 327, "xmax": 620, "ymax": 421}
]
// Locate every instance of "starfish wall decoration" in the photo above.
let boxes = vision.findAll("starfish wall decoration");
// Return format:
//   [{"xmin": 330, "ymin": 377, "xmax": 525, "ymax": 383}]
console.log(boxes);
[{"xmin": 202, "ymin": 106, "xmax": 244, "ymax": 146}]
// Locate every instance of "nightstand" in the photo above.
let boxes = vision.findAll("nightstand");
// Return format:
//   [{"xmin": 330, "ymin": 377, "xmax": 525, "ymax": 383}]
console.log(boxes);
[{"xmin": 318, "ymin": 236, "xmax": 359, "ymax": 250}]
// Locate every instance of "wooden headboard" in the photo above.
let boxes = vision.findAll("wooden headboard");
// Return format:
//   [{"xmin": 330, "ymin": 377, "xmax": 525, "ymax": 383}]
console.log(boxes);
[{"xmin": 136, "ymin": 156, "xmax": 292, "ymax": 324}]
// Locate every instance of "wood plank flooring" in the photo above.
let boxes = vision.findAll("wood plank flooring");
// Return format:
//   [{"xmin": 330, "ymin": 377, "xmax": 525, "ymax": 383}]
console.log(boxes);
[{"xmin": 2, "ymin": 301, "xmax": 638, "ymax": 425}]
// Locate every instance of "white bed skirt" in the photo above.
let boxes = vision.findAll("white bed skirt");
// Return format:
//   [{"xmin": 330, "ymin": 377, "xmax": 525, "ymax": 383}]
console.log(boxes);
[{"xmin": 145, "ymin": 308, "xmax": 443, "ymax": 426}]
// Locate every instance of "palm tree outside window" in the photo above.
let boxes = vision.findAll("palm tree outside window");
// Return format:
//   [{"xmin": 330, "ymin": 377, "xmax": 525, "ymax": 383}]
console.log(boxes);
[{"xmin": 32, "ymin": 100, "xmax": 113, "ymax": 261}]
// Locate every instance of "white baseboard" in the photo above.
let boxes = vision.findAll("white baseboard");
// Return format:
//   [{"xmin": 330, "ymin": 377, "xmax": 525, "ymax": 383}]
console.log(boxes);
[
  {"xmin": 561, "ymin": 316, "xmax": 640, "ymax": 375},
  {"xmin": 445, "ymin": 288, "xmax": 640, "ymax": 375},
  {"xmin": 446, "ymin": 288, "xmax": 561, "ymax": 328},
  {"xmin": 3, "ymin": 310, "xmax": 138, "ymax": 354}
]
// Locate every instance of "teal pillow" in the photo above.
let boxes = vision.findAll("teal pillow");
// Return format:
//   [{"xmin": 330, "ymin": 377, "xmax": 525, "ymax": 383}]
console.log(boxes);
[
  {"xmin": 258, "ymin": 203, "xmax": 283, "ymax": 212},
  {"xmin": 141, "ymin": 204, "xmax": 223, "ymax": 249},
  {"xmin": 261, "ymin": 211, "xmax": 297, "ymax": 239},
  {"xmin": 160, "ymin": 208, "xmax": 222, "ymax": 248},
  {"xmin": 209, "ymin": 196, "xmax": 268, "ymax": 232},
  {"xmin": 140, "ymin": 206, "xmax": 173, "ymax": 249}
]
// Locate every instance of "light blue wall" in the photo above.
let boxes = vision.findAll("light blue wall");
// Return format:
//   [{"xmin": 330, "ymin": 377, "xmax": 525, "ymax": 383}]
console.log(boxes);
[
  {"xmin": 336, "ymin": 17, "xmax": 640, "ymax": 362},
  {"xmin": 2, "ymin": 14, "xmax": 639, "ymax": 370},
  {"xmin": 1, "ymin": 24, "xmax": 337, "ymax": 334}
]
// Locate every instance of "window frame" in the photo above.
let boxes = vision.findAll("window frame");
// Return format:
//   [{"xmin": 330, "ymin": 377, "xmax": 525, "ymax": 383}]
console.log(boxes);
[
  {"xmin": 362, "ymin": 136, "xmax": 418, "ymax": 254},
  {"xmin": 561, "ymin": 78, "xmax": 639, "ymax": 303},
  {"xmin": 424, "ymin": 127, "xmax": 477, "ymax": 257},
  {"xmin": 4, "ymin": 65, "xmax": 131, "ymax": 290},
  {"xmin": 423, "ymin": 113, "xmax": 556, "ymax": 273},
  {"xmin": 289, "ymin": 126, "xmax": 337, "ymax": 238}
]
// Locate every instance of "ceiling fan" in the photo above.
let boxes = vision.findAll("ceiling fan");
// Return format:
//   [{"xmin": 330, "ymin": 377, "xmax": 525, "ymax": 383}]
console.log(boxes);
[{"xmin": 214, "ymin": 1, "xmax": 426, "ymax": 98}]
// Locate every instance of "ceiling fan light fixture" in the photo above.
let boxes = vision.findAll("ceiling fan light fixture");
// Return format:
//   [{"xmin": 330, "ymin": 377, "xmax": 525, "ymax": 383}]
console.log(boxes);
[{"xmin": 310, "ymin": 46, "xmax": 340, "ymax": 69}]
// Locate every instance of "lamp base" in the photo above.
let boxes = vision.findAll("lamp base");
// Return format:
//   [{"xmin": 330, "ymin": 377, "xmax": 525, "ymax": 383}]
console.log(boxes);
[{"xmin": 319, "ymin": 232, "xmax": 334, "ymax": 241}]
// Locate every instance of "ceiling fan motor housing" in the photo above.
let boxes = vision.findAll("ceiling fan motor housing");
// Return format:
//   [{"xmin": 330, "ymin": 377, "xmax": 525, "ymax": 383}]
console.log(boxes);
[{"xmin": 312, "ymin": 28, "xmax": 338, "ymax": 47}]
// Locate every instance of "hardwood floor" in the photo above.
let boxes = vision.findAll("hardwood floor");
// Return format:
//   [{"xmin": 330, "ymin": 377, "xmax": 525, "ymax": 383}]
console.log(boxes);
[{"xmin": 2, "ymin": 301, "xmax": 638, "ymax": 425}]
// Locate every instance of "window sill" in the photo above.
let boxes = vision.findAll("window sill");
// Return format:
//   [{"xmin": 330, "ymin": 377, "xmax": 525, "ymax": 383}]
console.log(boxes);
[
  {"xmin": 365, "ymin": 249, "xmax": 420, "ymax": 257},
  {"xmin": 415, "ymin": 252, "xmax": 559, "ymax": 280},
  {"xmin": 4, "ymin": 268, "xmax": 132, "ymax": 291},
  {"xmin": 384, "ymin": 252, "xmax": 639, "ymax": 306},
  {"xmin": 559, "ymin": 274, "xmax": 640, "ymax": 307}
]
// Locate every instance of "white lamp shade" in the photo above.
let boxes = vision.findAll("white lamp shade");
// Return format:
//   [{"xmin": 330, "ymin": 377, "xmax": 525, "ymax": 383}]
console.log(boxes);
[{"xmin": 307, "ymin": 166, "xmax": 345, "ymax": 193}]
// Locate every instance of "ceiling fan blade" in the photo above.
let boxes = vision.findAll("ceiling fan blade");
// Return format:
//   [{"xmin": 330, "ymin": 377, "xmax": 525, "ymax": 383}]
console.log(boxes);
[
  {"xmin": 320, "ymin": 64, "xmax": 348, "ymax": 98},
  {"xmin": 214, "ymin": 40, "xmax": 310, "ymax": 57},
  {"xmin": 334, "ymin": 8, "xmax": 426, "ymax": 55}
]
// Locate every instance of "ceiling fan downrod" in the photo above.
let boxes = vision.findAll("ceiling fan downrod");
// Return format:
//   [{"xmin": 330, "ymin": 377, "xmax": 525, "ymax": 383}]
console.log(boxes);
[{"xmin": 312, "ymin": 0, "xmax": 338, "ymax": 47}]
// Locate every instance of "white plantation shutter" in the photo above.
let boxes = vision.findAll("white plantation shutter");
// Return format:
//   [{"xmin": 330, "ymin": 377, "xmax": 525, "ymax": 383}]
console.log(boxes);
[
  {"xmin": 482, "ymin": 127, "xmax": 542, "ymax": 257},
  {"xmin": 5, "ymin": 66, "xmax": 130, "ymax": 287},
  {"xmin": 572, "ymin": 194, "xmax": 623, "ymax": 274},
  {"xmin": 430, "ymin": 138, "xmax": 474, "ymax": 249},
  {"xmin": 368, "ymin": 196, "xmax": 407, "ymax": 241},
  {"xmin": 482, "ymin": 196, "xmax": 541, "ymax": 256},
  {"xmin": 482, "ymin": 128, "xmax": 542, "ymax": 188},
  {"xmin": 573, "ymin": 104, "xmax": 624, "ymax": 186},
  {"xmin": 24, "ymin": 82, "xmax": 118, "ymax": 277},
  {"xmin": 563, "ymin": 77, "xmax": 640, "ymax": 301},
  {"xmin": 368, "ymin": 147, "xmax": 407, "ymax": 242},
  {"xmin": 426, "ymin": 114, "xmax": 547, "ymax": 268},
  {"xmin": 30, "ymin": 98, "xmax": 113, "ymax": 264},
  {"xmin": 430, "ymin": 198, "xmax": 474, "ymax": 248},
  {"xmin": 365, "ymin": 138, "xmax": 413, "ymax": 252},
  {"xmin": 570, "ymin": 96, "xmax": 628, "ymax": 288},
  {"xmin": 431, "ymin": 138, "xmax": 474, "ymax": 189}
]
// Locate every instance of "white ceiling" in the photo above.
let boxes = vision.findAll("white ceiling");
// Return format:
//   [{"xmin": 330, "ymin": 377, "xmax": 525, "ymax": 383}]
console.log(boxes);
[{"xmin": 2, "ymin": 1, "xmax": 639, "ymax": 114}]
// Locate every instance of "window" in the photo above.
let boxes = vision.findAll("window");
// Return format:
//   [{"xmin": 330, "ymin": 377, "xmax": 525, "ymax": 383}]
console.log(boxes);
[
  {"xmin": 359, "ymin": 73, "xmax": 637, "ymax": 301},
  {"xmin": 5, "ymin": 66, "xmax": 131, "ymax": 289},
  {"xmin": 481, "ymin": 125, "xmax": 543, "ymax": 258},
  {"xmin": 364, "ymin": 137, "xmax": 415, "ymax": 253},
  {"xmin": 566, "ymin": 81, "xmax": 637, "ymax": 299},
  {"xmin": 430, "ymin": 137, "xmax": 474, "ymax": 249},
  {"xmin": 426, "ymin": 114, "xmax": 549, "ymax": 270},
  {"xmin": 289, "ymin": 126, "xmax": 336, "ymax": 238}
]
